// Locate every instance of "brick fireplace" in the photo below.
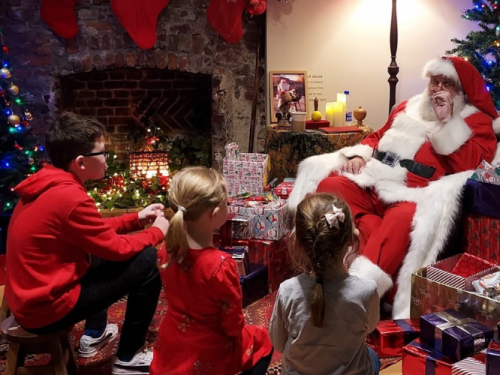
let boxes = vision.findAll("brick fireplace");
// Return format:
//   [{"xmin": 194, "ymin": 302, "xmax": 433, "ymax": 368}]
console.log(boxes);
[
  {"xmin": 59, "ymin": 68, "xmax": 212, "ymax": 160},
  {"xmin": 0, "ymin": 0, "xmax": 266, "ymax": 168}
]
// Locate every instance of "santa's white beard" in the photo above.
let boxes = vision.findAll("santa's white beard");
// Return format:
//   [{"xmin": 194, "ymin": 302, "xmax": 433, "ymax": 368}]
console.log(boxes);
[{"xmin": 418, "ymin": 89, "xmax": 466, "ymax": 121}]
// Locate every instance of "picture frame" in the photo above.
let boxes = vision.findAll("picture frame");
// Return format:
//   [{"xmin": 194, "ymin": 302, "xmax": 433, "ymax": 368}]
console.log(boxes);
[{"xmin": 269, "ymin": 71, "xmax": 308, "ymax": 123}]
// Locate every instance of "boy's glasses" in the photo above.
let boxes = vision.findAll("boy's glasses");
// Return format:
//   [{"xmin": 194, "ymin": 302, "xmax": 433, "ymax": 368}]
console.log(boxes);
[{"xmin": 83, "ymin": 151, "xmax": 109, "ymax": 159}]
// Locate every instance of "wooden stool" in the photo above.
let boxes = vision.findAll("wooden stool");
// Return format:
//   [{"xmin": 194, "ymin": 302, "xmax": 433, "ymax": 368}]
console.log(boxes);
[{"xmin": 0, "ymin": 315, "xmax": 79, "ymax": 375}]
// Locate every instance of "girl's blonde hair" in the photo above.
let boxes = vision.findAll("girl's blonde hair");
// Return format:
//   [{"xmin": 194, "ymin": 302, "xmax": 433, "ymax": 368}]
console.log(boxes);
[
  {"xmin": 290, "ymin": 193, "xmax": 358, "ymax": 328},
  {"xmin": 162, "ymin": 166, "xmax": 227, "ymax": 268}
]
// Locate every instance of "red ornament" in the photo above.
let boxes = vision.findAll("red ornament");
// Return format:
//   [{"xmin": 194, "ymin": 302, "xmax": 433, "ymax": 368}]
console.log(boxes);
[
  {"xmin": 0, "ymin": 90, "xmax": 4, "ymax": 97},
  {"xmin": 246, "ymin": 0, "xmax": 267, "ymax": 16},
  {"xmin": 21, "ymin": 120, "xmax": 29, "ymax": 127},
  {"xmin": 2, "ymin": 45, "xmax": 9, "ymax": 54}
]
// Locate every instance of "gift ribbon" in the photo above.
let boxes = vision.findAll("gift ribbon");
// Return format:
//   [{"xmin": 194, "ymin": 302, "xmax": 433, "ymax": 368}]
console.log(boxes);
[
  {"xmin": 410, "ymin": 341, "xmax": 444, "ymax": 375},
  {"xmin": 431, "ymin": 311, "xmax": 474, "ymax": 352},
  {"xmin": 395, "ymin": 319, "xmax": 417, "ymax": 345},
  {"xmin": 456, "ymin": 323, "xmax": 486, "ymax": 352}
]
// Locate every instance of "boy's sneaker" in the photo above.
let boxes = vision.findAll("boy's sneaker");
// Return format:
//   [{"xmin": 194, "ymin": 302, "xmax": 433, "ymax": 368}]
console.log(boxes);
[
  {"xmin": 112, "ymin": 347, "xmax": 153, "ymax": 375},
  {"xmin": 79, "ymin": 323, "xmax": 119, "ymax": 358}
]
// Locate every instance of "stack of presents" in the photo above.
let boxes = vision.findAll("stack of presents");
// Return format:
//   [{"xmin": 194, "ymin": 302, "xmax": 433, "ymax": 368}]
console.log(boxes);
[
  {"xmin": 216, "ymin": 143, "xmax": 296, "ymax": 307},
  {"xmin": 368, "ymin": 159, "xmax": 500, "ymax": 374}
]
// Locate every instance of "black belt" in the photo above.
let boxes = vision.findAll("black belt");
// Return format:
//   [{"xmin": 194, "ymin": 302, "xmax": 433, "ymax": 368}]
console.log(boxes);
[{"xmin": 373, "ymin": 150, "xmax": 436, "ymax": 179}]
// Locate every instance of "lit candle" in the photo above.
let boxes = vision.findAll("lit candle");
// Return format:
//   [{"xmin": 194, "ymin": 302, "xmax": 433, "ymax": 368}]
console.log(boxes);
[
  {"xmin": 336, "ymin": 93, "xmax": 347, "ymax": 126},
  {"xmin": 325, "ymin": 102, "xmax": 335, "ymax": 126},
  {"xmin": 332, "ymin": 102, "xmax": 344, "ymax": 127}
]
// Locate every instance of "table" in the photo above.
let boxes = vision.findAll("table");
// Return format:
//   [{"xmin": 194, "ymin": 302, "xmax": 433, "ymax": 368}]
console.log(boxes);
[{"xmin": 265, "ymin": 125, "xmax": 373, "ymax": 181}]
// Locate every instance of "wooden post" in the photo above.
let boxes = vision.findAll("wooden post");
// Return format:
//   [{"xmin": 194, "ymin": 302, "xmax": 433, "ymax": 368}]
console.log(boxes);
[{"xmin": 388, "ymin": 0, "xmax": 399, "ymax": 114}]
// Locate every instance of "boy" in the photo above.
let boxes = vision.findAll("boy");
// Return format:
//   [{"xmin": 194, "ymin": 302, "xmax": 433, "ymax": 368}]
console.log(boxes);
[{"xmin": 6, "ymin": 112, "xmax": 170, "ymax": 375}]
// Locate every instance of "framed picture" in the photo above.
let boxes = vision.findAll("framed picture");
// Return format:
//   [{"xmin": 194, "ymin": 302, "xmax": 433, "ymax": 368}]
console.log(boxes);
[{"xmin": 269, "ymin": 71, "xmax": 308, "ymax": 123}]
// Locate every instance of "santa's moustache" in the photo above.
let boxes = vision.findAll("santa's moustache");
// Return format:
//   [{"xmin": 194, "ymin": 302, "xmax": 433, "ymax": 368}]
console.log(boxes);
[{"xmin": 418, "ymin": 89, "xmax": 466, "ymax": 122}]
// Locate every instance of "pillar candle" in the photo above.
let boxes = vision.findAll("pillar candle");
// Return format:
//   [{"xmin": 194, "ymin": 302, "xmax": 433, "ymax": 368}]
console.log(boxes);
[
  {"xmin": 336, "ymin": 93, "xmax": 347, "ymax": 126},
  {"xmin": 325, "ymin": 102, "xmax": 335, "ymax": 126},
  {"xmin": 332, "ymin": 102, "xmax": 344, "ymax": 127}
]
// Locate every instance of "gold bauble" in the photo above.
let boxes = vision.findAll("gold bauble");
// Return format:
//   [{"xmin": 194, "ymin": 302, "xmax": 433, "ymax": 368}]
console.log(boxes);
[
  {"xmin": 7, "ymin": 84, "xmax": 19, "ymax": 95},
  {"xmin": 0, "ymin": 68, "xmax": 11, "ymax": 79},
  {"xmin": 8, "ymin": 114, "xmax": 20, "ymax": 125}
]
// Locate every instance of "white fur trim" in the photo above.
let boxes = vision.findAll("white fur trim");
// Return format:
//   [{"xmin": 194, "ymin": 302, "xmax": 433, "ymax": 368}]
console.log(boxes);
[
  {"xmin": 342, "ymin": 144, "xmax": 373, "ymax": 161},
  {"xmin": 423, "ymin": 57, "xmax": 459, "ymax": 83},
  {"xmin": 493, "ymin": 116, "xmax": 500, "ymax": 136},
  {"xmin": 287, "ymin": 144, "xmax": 373, "ymax": 212},
  {"xmin": 392, "ymin": 171, "xmax": 470, "ymax": 319},
  {"xmin": 428, "ymin": 116, "xmax": 472, "ymax": 155},
  {"xmin": 349, "ymin": 256, "xmax": 393, "ymax": 297}
]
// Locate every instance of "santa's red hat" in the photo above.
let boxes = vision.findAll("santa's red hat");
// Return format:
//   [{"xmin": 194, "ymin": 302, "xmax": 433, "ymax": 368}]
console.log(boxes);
[{"xmin": 423, "ymin": 56, "xmax": 500, "ymax": 132}]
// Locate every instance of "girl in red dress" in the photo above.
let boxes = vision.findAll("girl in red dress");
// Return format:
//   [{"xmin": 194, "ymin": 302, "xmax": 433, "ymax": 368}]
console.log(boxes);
[{"xmin": 151, "ymin": 166, "xmax": 273, "ymax": 375}]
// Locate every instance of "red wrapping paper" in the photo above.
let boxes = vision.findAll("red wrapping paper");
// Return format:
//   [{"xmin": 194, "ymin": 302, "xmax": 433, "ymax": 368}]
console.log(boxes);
[
  {"xmin": 402, "ymin": 339, "xmax": 453, "ymax": 375},
  {"xmin": 451, "ymin": 253, "xmax": 495, "ymax": 277},
  {"xmin": 464, "ymin": 214, "xmax": 500, "ymax": 266},
  {"xmin": 214, "ymin": 233, "xmax": 294, "ymax": 291},
  {"xmin": 367, "ymin": 319, "xmax": 420, "ymax": 357}
]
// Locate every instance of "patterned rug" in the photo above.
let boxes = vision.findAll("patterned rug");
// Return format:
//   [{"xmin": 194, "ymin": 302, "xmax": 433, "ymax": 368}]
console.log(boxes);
[{"xmin": 0, "ymin": 290, "xmax": 400, "ymax": 374}]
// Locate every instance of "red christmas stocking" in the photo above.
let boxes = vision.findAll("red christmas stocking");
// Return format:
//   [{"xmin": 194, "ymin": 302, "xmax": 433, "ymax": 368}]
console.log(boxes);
[
  {"xmin": 207, "ymin": 0, "xmax": 247, "ymax": 44},
  {"xmin": 40, "ymin": 0, "xmax": 78, "ymax": 39},
  {"xmin": 111, "ymin": 0, "xmax": 171, "ymax": 50}
]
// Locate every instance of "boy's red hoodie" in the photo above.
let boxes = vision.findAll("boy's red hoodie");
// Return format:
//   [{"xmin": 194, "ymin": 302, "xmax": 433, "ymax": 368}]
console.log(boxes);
[{"xmin": 5, "ymin": 166, "xmax": 164, "ymax": 329}]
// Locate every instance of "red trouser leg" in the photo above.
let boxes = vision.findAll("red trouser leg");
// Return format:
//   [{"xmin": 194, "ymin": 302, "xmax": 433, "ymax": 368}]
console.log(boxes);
[
  {"xmin": 317, "ymin": 175, "xmax": 416, "ymax": 277},
  {"xmin": 317, "ymin": 176, "xmax": 382, "ymax": 249},
  {"xmin": 364, "ymin": 199, "xmax": 416, "ymax": 276}
]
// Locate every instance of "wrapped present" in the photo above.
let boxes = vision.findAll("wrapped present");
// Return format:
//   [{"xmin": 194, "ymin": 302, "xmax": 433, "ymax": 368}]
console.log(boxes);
[
  {"xmin": 472, "ymin": 271, "xmax": 500, "ymax": 300},
  {"xmin": 220, "ymin": 246, "xmax": 250, "ymax": 276},
  {"xmin": 463, "ymin": 214, "xmax": 500, "ymax": 265},
  {"xmin": 366, "ymin": 319, "xmax": 420, "ymax": 357},
  {"xmin": 228, "ymin": 199, "xmax": 290, "ymax": 241},
  {"xmin": 402, "ymin": 339, "xmax": 453, "ymax": 375},
  {"xmin": 487, "ymin": 340, "xmax": 500, "ymax": 375},
  {"xmin": 470, "ymin": 161, "xmax": 500, "ymax": 185},
  {"xmin": 420, "ymin": 310, "xmax": 493, "ymax": 362},
  {"xmin": 452, "ymin": 357, "xmax": 486, "ymax": 375},
  {"xmin": 220, "ymin": 214, "xmax": 255, "ymax": 243},
  {"xmin": 240, "ymin": 263, "xmax": 268, "ymax": 308},
  {"xmin": 223, "ymin": 152, "xmax": 270, "ymax": 197},
  {"xmin": 463, "ymin": 179, "xmax": 500, "ymax": 221},
  {"xmin": 274, "ymin": 181, "xmax": 295, "ymax": 200},
  {"xmin": 410, "ymin": 267, "xmax": 500, "ymax": 330},
  {"xmin": 214, "ymin": 234, "xmax": 294, "ymax": 292},
  {"xmin": 225, "ymin": 142, "xmax": 239, "ymax": 160},
  {"xmin": 426, "ymin": 253, "xmax": 497, "ymax": 290}
]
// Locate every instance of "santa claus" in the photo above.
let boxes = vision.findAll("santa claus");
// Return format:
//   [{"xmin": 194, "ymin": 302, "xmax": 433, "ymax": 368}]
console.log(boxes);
[{"xmin": 288, "ymin": 56, "xmax": 500, "ymax": 318}]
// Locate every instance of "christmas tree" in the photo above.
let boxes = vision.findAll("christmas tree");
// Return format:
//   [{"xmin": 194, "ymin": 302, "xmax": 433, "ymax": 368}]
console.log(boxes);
[
  {"xmin": 447, "ymin": 0, "xmax": 500, "ymax": 108},
  {"xmin": 0, "ymin": 30, "xmax": 44, "ymax": 212}
]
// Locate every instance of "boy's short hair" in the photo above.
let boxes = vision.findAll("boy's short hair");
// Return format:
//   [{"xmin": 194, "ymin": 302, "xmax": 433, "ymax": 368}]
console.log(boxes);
[{"xmin": 45, "ymin": 112, "xmax": 106, "ymax": 170}]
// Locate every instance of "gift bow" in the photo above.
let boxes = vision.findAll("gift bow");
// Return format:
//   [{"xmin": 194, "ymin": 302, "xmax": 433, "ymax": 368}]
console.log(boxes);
[{"xmin": 324, "ymin": 204, "xmax": 345, "ymax": 229}]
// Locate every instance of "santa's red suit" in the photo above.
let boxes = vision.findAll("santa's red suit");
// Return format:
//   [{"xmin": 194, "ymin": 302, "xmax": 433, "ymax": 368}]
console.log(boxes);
[{"xmin": 288, "ymin": 57, "xmax": 500, "ymax": 318}]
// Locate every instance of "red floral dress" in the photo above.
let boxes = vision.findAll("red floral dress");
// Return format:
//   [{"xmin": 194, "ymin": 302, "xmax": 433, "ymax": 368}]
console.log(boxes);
[{"xmin": 151, "ymin": 245, "xmax": 272, "ymax": 375}]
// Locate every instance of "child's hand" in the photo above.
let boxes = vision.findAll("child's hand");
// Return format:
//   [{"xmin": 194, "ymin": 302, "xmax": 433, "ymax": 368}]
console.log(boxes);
[
  {"xmin": 139, "ymin": 203, "xmax": 165, "ymax": 226},
  {"xmin": 152, "ymin": 216, "xmax": 170, "ymax": 236}
]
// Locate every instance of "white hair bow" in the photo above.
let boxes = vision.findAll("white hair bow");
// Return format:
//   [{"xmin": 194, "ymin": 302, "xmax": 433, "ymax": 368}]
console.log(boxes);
[{"xmin": 324, "ymin": 204, "xmax": 345, "ymax": 229}]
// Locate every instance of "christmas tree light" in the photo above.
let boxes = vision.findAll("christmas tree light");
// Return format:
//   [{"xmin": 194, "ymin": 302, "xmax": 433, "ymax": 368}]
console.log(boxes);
[
  {"xmin": 0, "ymin": 30, "xmax": 44, "ymax": 212},
  {"xmin": 448, "ymin": 0, "xmax": 500, "ymax": 108}
]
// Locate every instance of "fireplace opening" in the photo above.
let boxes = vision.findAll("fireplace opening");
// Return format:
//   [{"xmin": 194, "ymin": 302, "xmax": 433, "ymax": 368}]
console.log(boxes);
[{"xmin": 58, "ymin": 68, "xmax": 212, "ymax": 171}]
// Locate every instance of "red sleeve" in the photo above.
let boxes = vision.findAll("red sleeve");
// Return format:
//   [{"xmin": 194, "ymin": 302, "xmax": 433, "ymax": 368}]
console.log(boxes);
[
  {"xmin": 441, "ymin": 114, "xmax": 497, "ymax": 173},
  {"xmin": 209, "ymin": 258, "xmax": 245, "ymax": 337},
  {"xmin": 361, "ymin": 102, "xmax": 407, "ymax": 149},
  {"xmin": 65, "ymin": 197, "xmax": 164, "ymax": 261},
  {"xmin": 103, "ymin": 212, "xmax": 144, "ymax": 234}
]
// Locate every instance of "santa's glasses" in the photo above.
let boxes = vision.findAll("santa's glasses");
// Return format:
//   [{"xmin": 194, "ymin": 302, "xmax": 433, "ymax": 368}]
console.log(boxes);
[{"xmin": 429, "ymin": 77, "xmax": 456, "ymax": 91}]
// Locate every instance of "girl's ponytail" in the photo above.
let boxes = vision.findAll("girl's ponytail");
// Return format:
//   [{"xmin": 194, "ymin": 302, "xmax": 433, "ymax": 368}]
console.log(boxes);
[{"xmin": 164, "ymin": 206, "xmax": 189, "ymax": 268}]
